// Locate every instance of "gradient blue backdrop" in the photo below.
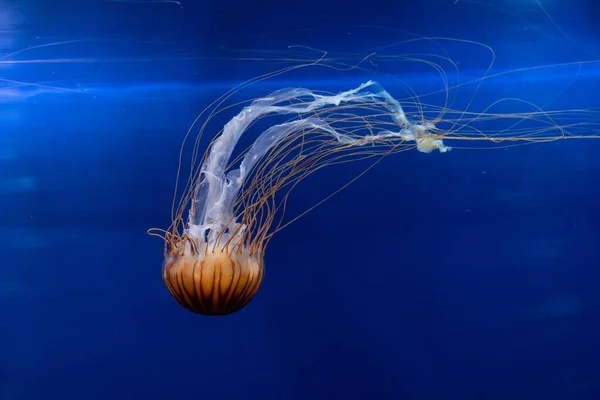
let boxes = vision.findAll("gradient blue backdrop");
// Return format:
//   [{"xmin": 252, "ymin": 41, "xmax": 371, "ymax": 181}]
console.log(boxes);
[{"xmin": 2, "ymin": 0, "xmax": 600, "ymax": 399}]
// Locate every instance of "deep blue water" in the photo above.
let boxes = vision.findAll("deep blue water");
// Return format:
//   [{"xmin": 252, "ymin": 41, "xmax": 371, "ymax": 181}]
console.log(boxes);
[{"xmin": 3, "ymin": 0, "xmax": 600, "ymax": 399}]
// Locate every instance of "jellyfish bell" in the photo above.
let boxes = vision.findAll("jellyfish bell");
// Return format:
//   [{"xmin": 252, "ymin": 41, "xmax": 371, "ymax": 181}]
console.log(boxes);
[
  {"xmin": 159, "ymin": 198, "xmax": 266, "ymax": 316},
  {"xmin": 159, "ymin": 215, "xmax": 265, "ymax": 316},
  {"xmin": 162, "ymin": 249, "xmax": 264, "ymax": 316}
]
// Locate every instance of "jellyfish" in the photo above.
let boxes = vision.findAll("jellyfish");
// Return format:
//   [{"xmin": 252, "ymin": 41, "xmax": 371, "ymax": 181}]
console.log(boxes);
[{"xmin": 149, "ymin": 45, "xmax": 600, "ymax": 316}]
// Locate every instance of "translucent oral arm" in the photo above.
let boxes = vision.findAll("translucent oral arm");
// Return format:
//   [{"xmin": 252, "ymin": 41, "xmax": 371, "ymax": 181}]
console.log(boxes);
[{"xmin": 189, "ymin": 81, "xmax": 449, "ymax": 236}]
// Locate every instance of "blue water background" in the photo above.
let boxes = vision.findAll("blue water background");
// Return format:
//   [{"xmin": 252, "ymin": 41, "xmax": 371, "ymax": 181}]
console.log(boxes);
[{"xmin": 2, "ymin": 1, "xmax": 600, "ymax": 399}]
